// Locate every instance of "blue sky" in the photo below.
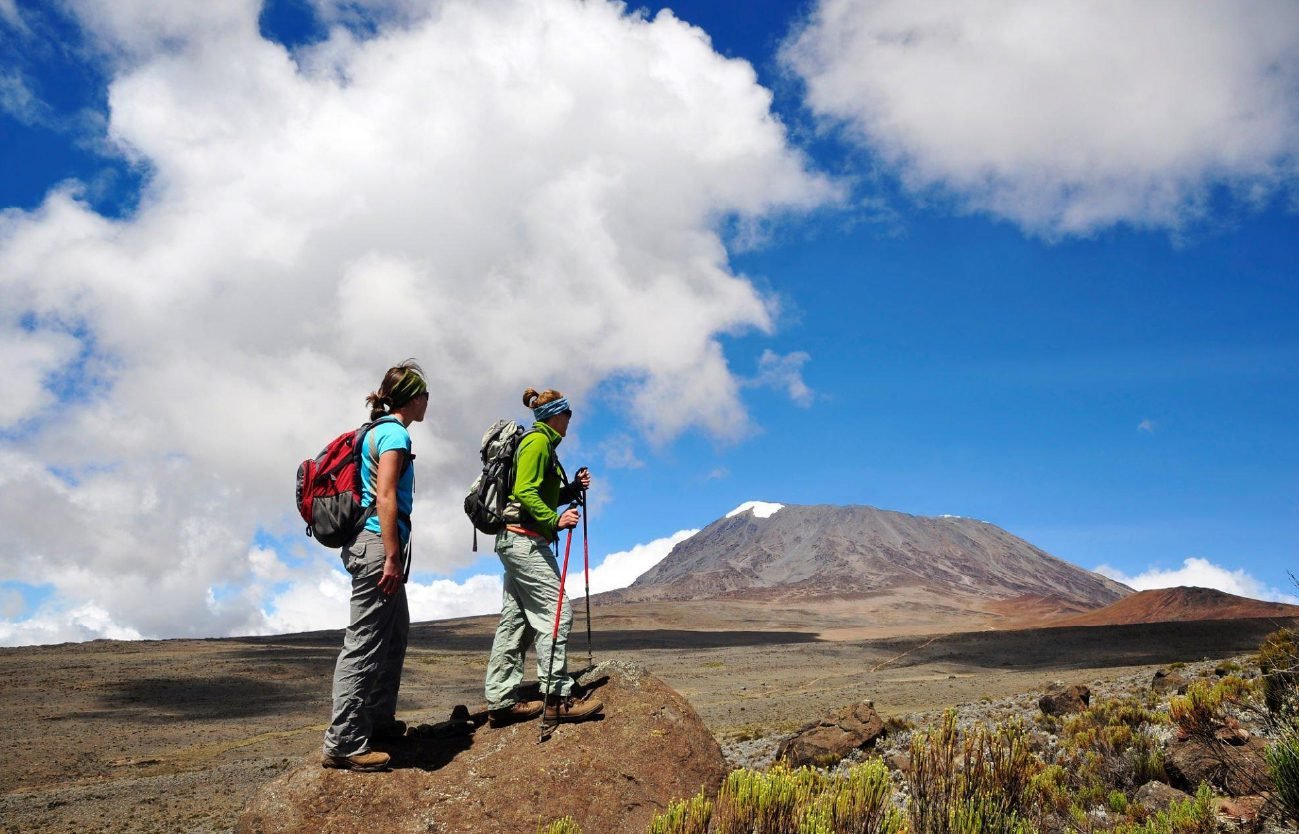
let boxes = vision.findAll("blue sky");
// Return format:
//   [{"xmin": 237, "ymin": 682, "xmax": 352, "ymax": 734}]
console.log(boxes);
[{"xmin": 1, "ymin": 0, "xmax": 1296, "ymax": 644}]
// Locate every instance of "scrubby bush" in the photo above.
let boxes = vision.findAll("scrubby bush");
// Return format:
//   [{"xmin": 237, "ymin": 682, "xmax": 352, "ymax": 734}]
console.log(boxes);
[
  {"xmin": 1267, "ymin": 718, "xmax": 1299, "ymax": 825},
  {"xmin": 1168, "ymin": 677, "xmax": 1254, "ymax": 739},
  {"xmin": 649, "ymin": 790, "xmax": 713, "ymax": 834},
  {"xmin": 698, "ymin": 761, "xmax": 902, "ymax": 834},
  {"xmin": 538, "ymin": 815, "xmax": 582, "ymax": 834},
  {"xmin": 1053, "ymin": 694, "xmax": 1168, "ymax": 801},
  {"xmin": 1108, "ymin": 783, "xmax": 1217, "ymax": 834},
  {"xmin": 906, "ymin": 711, "xmax": 1039, "ymax": 834},
  {"xmin": 710, "ymin": 764, "xmax": 824, "ymax": 834},
  {"xmin": 1259, "ymin": 628, "xmax": 1299, "ymax": 718}
]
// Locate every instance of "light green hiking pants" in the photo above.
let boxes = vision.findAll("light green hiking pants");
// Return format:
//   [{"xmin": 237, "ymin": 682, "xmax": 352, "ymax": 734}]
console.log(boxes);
[{"xmin": 484, "ymin": 530, "xmax": 573, "ymax": 708}]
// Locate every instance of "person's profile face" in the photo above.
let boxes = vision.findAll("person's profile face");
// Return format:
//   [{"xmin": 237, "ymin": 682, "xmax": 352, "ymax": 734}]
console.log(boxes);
[
  {"xmin": 410, "ymin": 391, "xmax": 430, "ymax": 422},
  {"xmin": 551, "ymin": 409, "xmax": 572, "ymax": 436}
]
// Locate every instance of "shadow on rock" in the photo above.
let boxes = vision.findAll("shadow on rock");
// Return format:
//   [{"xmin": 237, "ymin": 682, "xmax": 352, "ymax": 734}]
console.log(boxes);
[{"xmin": 381, "ymin": 723, "xmax": 476, "ymax": 772}]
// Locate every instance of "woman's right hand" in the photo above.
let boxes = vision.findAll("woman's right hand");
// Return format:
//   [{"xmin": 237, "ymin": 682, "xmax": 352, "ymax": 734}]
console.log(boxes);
[{"xmin": 557, "ymin": 507, "xmax": 581, "ymax": 530}]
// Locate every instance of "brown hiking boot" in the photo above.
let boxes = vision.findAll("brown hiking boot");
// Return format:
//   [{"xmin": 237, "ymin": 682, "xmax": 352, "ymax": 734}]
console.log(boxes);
[
  {"xmin": 542, "ymin": 693, "xmax": 603, "ymax": 725},
  {"xmin": 487, "ymin": 699, "xmax": 543, "ymax": 727},
  {"xmin": 321, "ymin": 750, "xmax": 391, "ymax": 771}
]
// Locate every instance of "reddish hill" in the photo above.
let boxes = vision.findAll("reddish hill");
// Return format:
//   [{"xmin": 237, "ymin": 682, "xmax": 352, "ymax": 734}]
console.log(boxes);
[{"xmin": 1054, "ymin": 586, "xmax": 1299, "ymax": 627}]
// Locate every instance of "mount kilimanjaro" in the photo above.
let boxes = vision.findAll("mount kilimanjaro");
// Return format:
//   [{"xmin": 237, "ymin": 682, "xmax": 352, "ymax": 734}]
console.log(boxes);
[{"xmin": 611, "ymin": 502, "xmax": 1131, "ymax": 613}]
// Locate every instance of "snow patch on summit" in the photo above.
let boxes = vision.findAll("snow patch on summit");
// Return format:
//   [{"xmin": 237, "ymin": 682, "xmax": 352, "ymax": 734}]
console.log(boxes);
[{"xmin": 727, "ymin": 501, "xmax": 785, "ymax": 519}]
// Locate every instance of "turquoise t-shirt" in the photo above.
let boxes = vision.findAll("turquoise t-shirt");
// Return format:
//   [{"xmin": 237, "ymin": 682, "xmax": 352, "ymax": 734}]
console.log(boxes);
[{"xmin": 360, "ymin": 418, "xmax": 414, "ymax": 541}]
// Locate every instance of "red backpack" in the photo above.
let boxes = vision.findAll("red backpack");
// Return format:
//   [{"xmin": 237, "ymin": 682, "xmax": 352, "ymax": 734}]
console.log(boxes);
[{"xmin": 295, "ymin": 416, "xmax": 399, "ymax": 548}]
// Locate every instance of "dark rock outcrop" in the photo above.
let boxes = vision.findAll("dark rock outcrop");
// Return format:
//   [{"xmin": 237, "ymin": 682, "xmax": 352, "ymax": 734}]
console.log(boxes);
[
  {"xmin": 776, "ymin": 701, "xmax": 885, "ymax": 768},
  {"xmin": 236, "ymin": 661, "xmax": 725, "ymax": 834},
  {"xmin": 1038, "ymin": 683, "xmax": 1090, "ymax": 716},
  {"xmin": 1163, "ymin": 736, "xmax": 1271, "ymax": 797}
]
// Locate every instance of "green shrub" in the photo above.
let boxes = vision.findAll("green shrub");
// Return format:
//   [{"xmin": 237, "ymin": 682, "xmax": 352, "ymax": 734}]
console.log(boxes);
[
  {"xmin": 906, "ymin": 711, "xmax": 1039, "ymax": 834},
  {"xmin": 711, "ymin": 765, "xmax": 823, "ymax": 834},
  {"xmin": 707, "ymin": 761, "xmax": 903, "ymax": 834},
  {"xmin": 1267, "ymin": 717, "xmax": 1299, "ymax": 824},
  {"xmin": 538, "ymin": 816, "xmax": 582, "ymax": 834},
  {"xmin": 1260, "ymin": 628, "xmax": 1299, "ymax": 718},
  {"xmin": 1027, "ymin": 764, "xmax": 1071, "ymax": 818},
  {"xmin": 1107, "ymin": 783, "xmax": 1217, "ymax": 834},
  {"xmin": 649, "ymin": 790, "xmax": 713, "ymax": 834},
  {"xmin": 1169, "ymin": 680, "xmax": 1227, "ymax": 739},
  {"xmin": 812, "ymin": 759, "xmax": 904, "ymax": 834}
]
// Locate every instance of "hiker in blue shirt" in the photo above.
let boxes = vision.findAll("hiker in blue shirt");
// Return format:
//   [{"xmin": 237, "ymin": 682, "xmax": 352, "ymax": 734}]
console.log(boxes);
[{"xmin": 322, "ymin": 360, "xmax": 428, "ymax": 772}]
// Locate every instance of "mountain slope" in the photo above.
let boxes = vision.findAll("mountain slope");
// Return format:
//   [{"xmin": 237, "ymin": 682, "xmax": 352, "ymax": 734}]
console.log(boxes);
[
  {"xmin": 616, "ymin": 503, "xmax": 1130, "ymax": 610},
  {"xmin": 1052, "ymin": 586, "xmax": 1299, "ymax": 627}
]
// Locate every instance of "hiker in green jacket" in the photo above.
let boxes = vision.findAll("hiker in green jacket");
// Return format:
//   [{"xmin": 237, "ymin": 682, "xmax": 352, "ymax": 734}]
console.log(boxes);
[{"xmin": 484, "ymin": 387, "xmax": 604, "ymax": 728}]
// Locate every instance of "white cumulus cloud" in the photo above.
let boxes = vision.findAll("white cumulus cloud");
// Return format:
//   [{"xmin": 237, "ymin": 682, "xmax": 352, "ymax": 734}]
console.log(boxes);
[
  {"xmin": 0, "ymin": 0, "xmax": 833, "ymax": 645},
  {"xmin": 751, "ymin": 349, "xmax": 814, "ymax": 406},
  {"xmin": 586, "ymin": 528, "xmax": 697, "ymax": 595},
  {"xmin": 782, "ymin": 0, "xmax": 1299, "ymax": 235},
  {"xmin": 1095, "ymin": 557, "xmax": 1299, "ymax": 604}
]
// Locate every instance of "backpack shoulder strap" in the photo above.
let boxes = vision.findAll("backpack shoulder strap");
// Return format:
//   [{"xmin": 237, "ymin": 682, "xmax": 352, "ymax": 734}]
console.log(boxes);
[{"xmin": 361, "ymin": 416, "xmax": 409, "ymax": 492}]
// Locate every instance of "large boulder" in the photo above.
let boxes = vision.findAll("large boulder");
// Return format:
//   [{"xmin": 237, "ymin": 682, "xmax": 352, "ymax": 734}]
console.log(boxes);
[
  {"xmin": 236, "ymin": 661, "xmax": 726, "ymax": 834},
  {"xmin": 1163, "ymin": 736, "xmax": 1271, "ymax": 797},
  {"xmin": 776, "ymin": 701, "xmax": 885, "ymax": 768},
  {"xmin": 1038, "ymin": 683, "xmax": 1090, "ymax": 717}
]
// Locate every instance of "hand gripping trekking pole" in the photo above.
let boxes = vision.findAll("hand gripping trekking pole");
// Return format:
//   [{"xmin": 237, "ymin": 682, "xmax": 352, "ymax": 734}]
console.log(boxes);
[{"xmin": 541, "ymin": 502, "xmax": 578, "ymax": 743}]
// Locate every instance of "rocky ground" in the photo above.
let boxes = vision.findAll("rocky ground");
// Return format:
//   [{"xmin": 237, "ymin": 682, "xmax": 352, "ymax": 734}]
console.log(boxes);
[{"xmin": 1, "ymin": 614, "xmax": 1294, "ymax": 834}]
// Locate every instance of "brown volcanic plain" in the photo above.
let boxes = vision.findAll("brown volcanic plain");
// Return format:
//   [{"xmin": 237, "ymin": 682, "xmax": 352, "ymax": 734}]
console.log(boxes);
[{"xmin": 2, "ymin": 503, "xmax": 1295, "ymax": 833}]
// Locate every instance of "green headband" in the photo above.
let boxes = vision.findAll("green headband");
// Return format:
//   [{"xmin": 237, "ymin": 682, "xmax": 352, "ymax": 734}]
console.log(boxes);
[{"xmin": 389, "ymin": 369, "xmax": 428, "ymax": 409}]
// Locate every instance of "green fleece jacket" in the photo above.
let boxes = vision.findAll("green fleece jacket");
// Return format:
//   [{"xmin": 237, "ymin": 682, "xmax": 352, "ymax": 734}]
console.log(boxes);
[{"xmin": 511, "ymin": 421, "xmax": 580, "ymax": 540}]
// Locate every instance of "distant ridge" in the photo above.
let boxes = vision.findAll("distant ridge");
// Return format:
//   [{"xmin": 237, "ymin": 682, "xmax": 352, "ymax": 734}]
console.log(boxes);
[
  {"xmin": 1052, "ymin": 586, "xmax": 1299, "ymax": 627},
  {"xmin": 612, "ymin": 503, "xmax": 1130, "ymax": 611}
]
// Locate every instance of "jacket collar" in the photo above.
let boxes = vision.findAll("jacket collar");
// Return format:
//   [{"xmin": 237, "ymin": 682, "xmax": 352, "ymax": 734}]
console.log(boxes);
[{"xmin": 531, "ymin": 420, "xmax": 563, "ymax": 447}]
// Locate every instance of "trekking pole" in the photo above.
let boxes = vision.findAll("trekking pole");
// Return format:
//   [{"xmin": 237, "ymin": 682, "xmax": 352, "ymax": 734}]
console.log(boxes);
[
  {"xmin": 541, "ymin": 503, "xmax": 578, "ymax": 743},
  {"xmin": 575, "ymin": 468, "xmax": 593, "ymax": 670}
]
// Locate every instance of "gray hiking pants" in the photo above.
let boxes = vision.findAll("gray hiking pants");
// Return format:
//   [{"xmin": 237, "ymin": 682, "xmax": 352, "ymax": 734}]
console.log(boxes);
[
  {"xmin": 484, "ymin": 530, "xmax": 572, "ymax": 708},
  {"xmin": 322, "ymin": 529, "xmax": 409, "ymax": 757}
]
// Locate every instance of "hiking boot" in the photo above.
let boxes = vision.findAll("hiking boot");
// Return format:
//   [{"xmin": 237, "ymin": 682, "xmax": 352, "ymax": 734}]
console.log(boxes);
[
  {"xmin": 321, "ymin": 750, "xmax": 391, "ymax": 772},
  {"xmin": 542, "ymin": 693, "xmax": 603, "ymax": 725},
  {"xmin": 371, "ymin": 718, "xmax": 407, "ymax": 741},
  {"xmin": 487, "ymin": 699, "xmax": 543, "ymax": 727}
]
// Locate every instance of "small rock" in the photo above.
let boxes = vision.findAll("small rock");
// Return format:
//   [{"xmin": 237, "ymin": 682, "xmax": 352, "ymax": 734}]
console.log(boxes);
[
  {"xmin": 1038, "ymin": 684, "xmax": 1090, "ymax": 717},
  {"xmin": 885, "ymin": 752, "xmax": 911, "ymax": 774},
  {"xmin": 1214, "ymin": 717, "xmax": 1251, "ymax": 746},
  {"xmin": 1215, "ymin": 795, "xmax": 1267, "ymax": 829},
  {"xmin": 1152, "ymin": 669, "xmax": 1189, "ymax": 695},
  {"xmin": 776, "ymin": 701, "xmax": 885, "ymax": 768},
  {"xmin": 1134, "ymin": 780, "xmax": 1190, "ymax": 813}
]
